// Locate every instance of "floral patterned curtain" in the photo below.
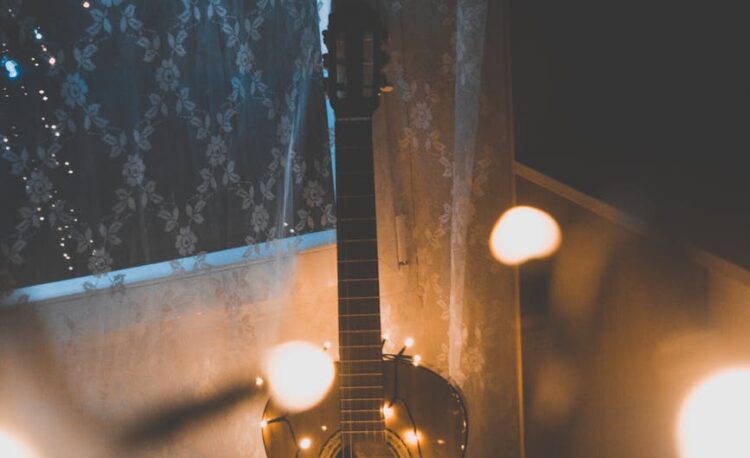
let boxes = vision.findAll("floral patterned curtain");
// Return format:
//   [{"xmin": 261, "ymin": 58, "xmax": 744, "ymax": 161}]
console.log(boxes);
[
  {"xmin": 0, "ymin": 0, "xmax": 333, "ymax": 290},
  {"xmin": 373, "ymin": 0, "xmax": 521, "ymax": 455}
]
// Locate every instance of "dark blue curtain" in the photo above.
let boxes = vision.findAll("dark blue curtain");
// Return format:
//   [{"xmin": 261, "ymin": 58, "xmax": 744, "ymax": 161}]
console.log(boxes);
[{"xmin": 0, "ymin": 0, "xmax": 333, "ymax": 289}]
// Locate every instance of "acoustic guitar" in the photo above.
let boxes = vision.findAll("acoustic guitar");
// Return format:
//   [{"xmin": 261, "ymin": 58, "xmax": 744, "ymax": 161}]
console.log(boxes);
[{"xmin": 261, "ymin": 2, "xmax": 468, "ymax": 456}]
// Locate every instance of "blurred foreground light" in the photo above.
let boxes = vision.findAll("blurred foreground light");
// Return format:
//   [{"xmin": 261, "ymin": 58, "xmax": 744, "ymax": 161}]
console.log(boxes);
[
  {"xmin": 264, "ymin": 341, "xmax": 335, "ymax": 412},
  {"xmin": 677, "ymin": 368, "xmax": 750, "ymax": 458},
  {"xmin": 0, "ymin": 430, "xmax": 37, "ymax": 458},
  {"xmin": 489, "ymin": 206, "xmax": 561, "ymax": 265}
]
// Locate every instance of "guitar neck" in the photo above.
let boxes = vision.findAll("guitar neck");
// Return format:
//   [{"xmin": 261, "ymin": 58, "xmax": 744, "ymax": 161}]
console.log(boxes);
[{"xmin": 335, "ymin": 116, "xmax": 385, "ymax": 436}]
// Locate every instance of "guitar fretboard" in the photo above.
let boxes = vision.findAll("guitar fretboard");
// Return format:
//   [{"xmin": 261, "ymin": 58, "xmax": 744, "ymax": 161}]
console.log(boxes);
[{"xmin": 335, "ymin": 117, "xmax": 385, "ymax": 439}]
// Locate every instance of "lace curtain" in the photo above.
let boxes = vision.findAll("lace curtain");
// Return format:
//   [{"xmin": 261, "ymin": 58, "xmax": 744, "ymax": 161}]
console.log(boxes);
[
  {"xmin": 0, "ymin": 0, "xmax": 333, "ymax": 289},
  {"xmin": 373, "ymin": 0, "xmax": 521, "ymax": 455},
  {"xmin": 0, "ymin": 0, "xmax": 522, "ymax": 456}
]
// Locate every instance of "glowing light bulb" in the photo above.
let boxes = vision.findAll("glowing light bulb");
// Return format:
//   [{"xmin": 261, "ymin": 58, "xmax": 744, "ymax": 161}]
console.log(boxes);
[
  {"xmin": 489, "ymin": 206, "xmax": 561, "ymax": 266},
  {"xmin": 48, "ymin": 57, "xmax": 56, "ymax": 66},
  {"xmin": 2, "ymin": 57, "xmax": 19, "ymax": 79},
  {"xmin": 82, "ymin": 1, "xmax": 90, "ymax": 7},
  {"xmin": 404, "ymin": 429, "xmax": 421, "ymax": 446},
  {"xmin": 404, "ymin": 337, "xmax": 415, "ymax": 348},
  {"xmin": 678, "ymin": 367, "xmax": 750, "ymax": 458},
  {"xmin": 383, "ymin": 404, "xmax": 394, "ymax": 420},
  {"xmin": 259, "ymin": 420, "xmax": 268, "ymax": 429},
  {"xmin": 299, "ymin": 437, "xmax": 312, "ymax": 450},
  {"xmin": 412, "ymin": 354, "xmax": 422, "ymax": 367},
  {"xmin": 264, "ymin": 341, "xmax": 335, "ymax": 412},
  {"xmin": 0, "ymin": 430, "xmax": 37, "ymax": 458},
  {"xmin": 255, "ymin": 376, "xmax": 264, "ymax": 387}
]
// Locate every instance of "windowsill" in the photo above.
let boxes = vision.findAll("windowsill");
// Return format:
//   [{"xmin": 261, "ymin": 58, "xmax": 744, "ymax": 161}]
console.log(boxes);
[{"xmin": 1, "ymin": 230, "xmax": 336, "ymax": 306}]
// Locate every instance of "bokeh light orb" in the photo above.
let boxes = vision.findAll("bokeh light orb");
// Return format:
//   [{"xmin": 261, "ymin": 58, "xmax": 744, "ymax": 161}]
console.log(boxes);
[
  {"xmin": 489, "ymin": 206, "xmax": 561, "ymax": 265},
  {"xmin": 264, "ymin": 341, "xmax": 335, "ymax": 412},
  {"xmin": 677, "ymin": 368, "xmax": 750, "ymax": 458},
  {"xmin": 0, "ymin": 430, "xmax": 37, "ymax": 458}
]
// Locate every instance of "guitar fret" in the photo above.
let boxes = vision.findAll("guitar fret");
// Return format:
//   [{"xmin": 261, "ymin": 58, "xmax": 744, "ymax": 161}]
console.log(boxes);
[
  {"xmin": 337, "ymin": 194, "xmax": 375, "ymax": 199},
  {"xmin": 337, "ymin": 117, "xmax": 372, "ymax": 122},
  {"xmin": 338, "ymin": 217, "xmax": 377, "ymax": 222},
  {"xmin": 337, "ymin": 170, "xmax": 373, "ymax": 176}
]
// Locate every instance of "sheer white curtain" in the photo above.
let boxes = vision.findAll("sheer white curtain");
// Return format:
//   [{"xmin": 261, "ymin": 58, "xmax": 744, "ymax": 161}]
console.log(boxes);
[{"xmin": 373, "ymin": 0, "xmax": 521, "ymax": 455}]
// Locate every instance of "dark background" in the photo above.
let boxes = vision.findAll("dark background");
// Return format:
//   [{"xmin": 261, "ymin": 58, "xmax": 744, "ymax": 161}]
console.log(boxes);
[{"xmin": 510, "ymin": 0, "xmax": 750, "ymax": 268}]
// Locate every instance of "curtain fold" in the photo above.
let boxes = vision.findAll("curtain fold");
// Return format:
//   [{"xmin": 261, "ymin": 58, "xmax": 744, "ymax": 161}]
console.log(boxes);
[{"xmin": 374, "ymin": 0, "xmax": 521, "ymax": 455}]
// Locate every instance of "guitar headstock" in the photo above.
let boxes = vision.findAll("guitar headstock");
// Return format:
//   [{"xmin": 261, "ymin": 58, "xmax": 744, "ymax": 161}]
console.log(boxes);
[{"xmin": 323, "ymin": 1, "xmax": 390, "ymax": 118}]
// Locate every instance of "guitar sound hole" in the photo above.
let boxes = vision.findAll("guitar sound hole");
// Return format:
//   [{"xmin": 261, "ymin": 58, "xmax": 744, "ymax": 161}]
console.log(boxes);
[{"xmin": 325, "ymin": 430, "xmax": 410, "ymax": 458}]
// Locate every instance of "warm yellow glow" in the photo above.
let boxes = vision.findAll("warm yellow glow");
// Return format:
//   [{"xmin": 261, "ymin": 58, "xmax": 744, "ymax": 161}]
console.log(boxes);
[
  {"xmin": 299, "ymin": 437, "xmax": 312, "ymax": 450},
  {"xmin": 412, "ymin": 354, "xmax": 422, "ymax": 367},
  {"xmin": 322, "ymin": 341, "xmax": 332, "ymax": 351},
  {"xmin": 404, "ymin": 337, "xmax": 415, "ymax": 348},
  {"xmin": 489, "ymin": 206, "xmax": 561, "ymax": 265},
  {"xmin": 321, "ymin": 425, "xmax": 328, "ymax": 431},
  {"xmin": 81, "ymin": 1, "xmax": 90, "ymax": 7},
  {"xmin": 265, "ymin": 341, "xmax": 335, "ymax": 412},
  {"xmin": 383, "ymin": 404, "xmax": 394, "ymax": 420},
  {"xmin": 0, "ymin": 430, "xmax": 37, "ymax": 458},
  {"xmin": 677, "ymin": 368, "xmax": 750, "ymax": 458},
  {"xmin": 404, "ymin": 429, "xmax": 421, "ymax": 446},
  {"xmin": 259, "ymin": 420, "xmax": 268, "ymax": 429},
  {"xmin": 255, "ymin": 376, "xmax": 264, "ymax": 387}
]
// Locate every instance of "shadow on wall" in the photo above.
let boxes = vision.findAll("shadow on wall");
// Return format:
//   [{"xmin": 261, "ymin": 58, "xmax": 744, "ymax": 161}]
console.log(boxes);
[{"xmin": 0, "ymin": 241, "xmax": 339, "ymax": 457}]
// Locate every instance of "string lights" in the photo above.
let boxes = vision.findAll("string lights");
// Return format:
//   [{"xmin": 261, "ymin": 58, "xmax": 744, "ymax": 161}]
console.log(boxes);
[
  {"xmin": 259, "ymin": 336, "xmax": 430, "ymax": 455},
  {"xmin": 1, "ymin": 14, "xmax": 84, "ymax": 275}
]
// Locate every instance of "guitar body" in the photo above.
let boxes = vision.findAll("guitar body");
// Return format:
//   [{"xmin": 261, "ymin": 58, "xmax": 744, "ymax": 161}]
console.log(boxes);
[{"xmin": 261, "ymin": 358, "xmax": 468, "ymax": 457}]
